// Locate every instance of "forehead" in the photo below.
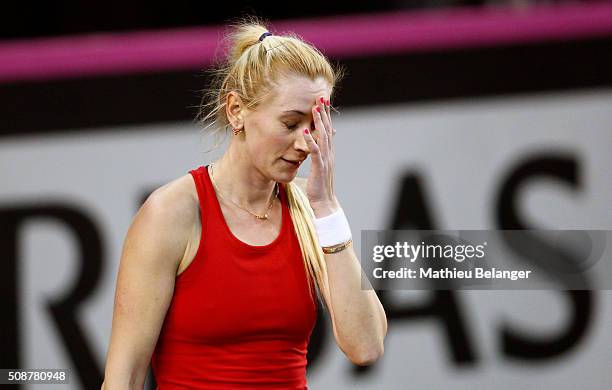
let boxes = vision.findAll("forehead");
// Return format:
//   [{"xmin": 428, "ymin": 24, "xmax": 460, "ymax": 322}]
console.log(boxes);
[{"xmin": 270, "ymin": 73, "xmax": 331, "ymax": 109}]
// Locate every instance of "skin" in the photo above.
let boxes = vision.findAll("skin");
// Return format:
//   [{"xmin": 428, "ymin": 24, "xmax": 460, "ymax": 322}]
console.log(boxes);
[{"xmin": 101, "ymin": 72, "xmax": 387, "ymax": 389}]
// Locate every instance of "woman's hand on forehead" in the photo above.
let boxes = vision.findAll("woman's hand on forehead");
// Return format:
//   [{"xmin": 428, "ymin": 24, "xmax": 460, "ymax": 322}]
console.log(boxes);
[{"xmin": 301, "ymin": 95, "xmax": 338, "ymax": 218}]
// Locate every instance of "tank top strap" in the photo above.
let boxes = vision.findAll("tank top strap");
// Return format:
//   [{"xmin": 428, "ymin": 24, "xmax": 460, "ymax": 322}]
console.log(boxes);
[{"xmin": 187, "ymin": 165, "xmax": 210, "ymax": 240}]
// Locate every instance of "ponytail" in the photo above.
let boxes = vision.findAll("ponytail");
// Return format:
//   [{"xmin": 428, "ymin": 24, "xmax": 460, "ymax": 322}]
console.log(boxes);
[{"xmin": 284, "ymin": 182, "xmax": 330, "ymax": 311}]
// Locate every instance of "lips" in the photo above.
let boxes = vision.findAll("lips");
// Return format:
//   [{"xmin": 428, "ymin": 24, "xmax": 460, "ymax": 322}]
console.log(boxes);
[{"xmin": 282, "ymin": 158, "xmax": 303, "ymax": 167}]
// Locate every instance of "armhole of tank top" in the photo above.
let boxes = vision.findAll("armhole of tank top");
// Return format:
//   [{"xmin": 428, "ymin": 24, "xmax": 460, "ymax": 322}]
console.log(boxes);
[{"xmin": 176, "ymin": 167, "xmax": 207, "ymax": 280}]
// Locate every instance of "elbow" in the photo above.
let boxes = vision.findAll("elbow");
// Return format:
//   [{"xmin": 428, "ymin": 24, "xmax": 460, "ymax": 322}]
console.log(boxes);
[
  {"xmin": 348, "ymin": 343, "xmax": 385, "ymax": 366},
  {"xmin": 100, "ymin": 378, "xmax": 129, "ymax": 390},
  {"xmin": 101, "ymin": 370, "xmax": 145, "ymax": 390}
]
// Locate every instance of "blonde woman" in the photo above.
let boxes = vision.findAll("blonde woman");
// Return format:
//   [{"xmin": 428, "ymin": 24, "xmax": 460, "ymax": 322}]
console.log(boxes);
[{"xmin": 102, "ymin": 18, "xmax": 387, "ymax": 390}]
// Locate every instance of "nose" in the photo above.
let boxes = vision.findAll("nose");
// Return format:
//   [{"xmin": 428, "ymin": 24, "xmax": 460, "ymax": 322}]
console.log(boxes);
[{"xmin": 294, "ymin": 127, "xmax": 310, "ymax": 155}]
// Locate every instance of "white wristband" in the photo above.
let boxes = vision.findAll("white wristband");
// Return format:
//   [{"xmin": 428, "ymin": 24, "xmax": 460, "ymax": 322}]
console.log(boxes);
[{"xmin": 313, "ymin": 208, "xmax": 352, "ymax": 247}]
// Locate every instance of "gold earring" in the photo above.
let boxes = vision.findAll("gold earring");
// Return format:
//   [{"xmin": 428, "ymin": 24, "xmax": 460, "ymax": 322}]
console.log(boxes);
[{"xmin": 232, "ymin": 127, "xmax": 244, "ymax": 135}]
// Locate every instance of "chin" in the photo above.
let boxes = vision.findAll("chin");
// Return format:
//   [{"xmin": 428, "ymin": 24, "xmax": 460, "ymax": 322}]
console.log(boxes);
[
  {"xmin": 272, "ymin": 165, "xmax": 299, "ymax": 184},
  {"xmin": 274, "ymin": 170, "xmax": 298, "ymax": 184}
]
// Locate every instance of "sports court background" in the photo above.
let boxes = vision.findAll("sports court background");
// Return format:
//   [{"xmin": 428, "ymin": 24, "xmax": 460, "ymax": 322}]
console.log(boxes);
[{"xmin": 1, "ymin": 1, "xmax": 611, "ymax": 389}]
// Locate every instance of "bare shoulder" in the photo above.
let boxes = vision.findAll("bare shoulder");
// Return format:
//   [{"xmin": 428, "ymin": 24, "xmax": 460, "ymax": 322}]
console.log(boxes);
[
  {"xmin": 126, "ymin": 173, "xmax": 199, "ymax": 272},
  {"xmin": 148, "ymin": 173, "xmax": 199, "ymax": 216},
  {"xmin": 143, "ymin": 173, "xmax": 199, "ymax": 229}
]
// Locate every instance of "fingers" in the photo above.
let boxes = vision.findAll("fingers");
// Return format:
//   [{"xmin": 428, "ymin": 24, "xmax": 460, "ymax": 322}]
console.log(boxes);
[
  {"xmin": 315, "ymin": 96, "xmax": 335, "ymax": 193},
  {"xmin": 316, "ymin": 96, "xmax": 334, "ymax": 162},
  {"xmin": 307, "ymin": 97, "xmax": 336, "ymax": 197},
  {"xmin": 324, "ymin": 97, "xmax": 335, "ymax": 135},
  {"xmin": 317, "ymin": 97, "xmax": 333, "ymax": 138},
  {"xmin": 303, "ymin": 128, "xmax": 324, "ymax": 169},
  {"xmin": 312, "ymin": 103, "xmax": 330, "ymax": 161}
]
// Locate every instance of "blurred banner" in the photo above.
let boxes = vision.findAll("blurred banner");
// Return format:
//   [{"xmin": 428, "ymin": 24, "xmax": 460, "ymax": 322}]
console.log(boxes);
[{"xmin": 1, "ymin": 87, "xmax": 611, "ymax": 389}]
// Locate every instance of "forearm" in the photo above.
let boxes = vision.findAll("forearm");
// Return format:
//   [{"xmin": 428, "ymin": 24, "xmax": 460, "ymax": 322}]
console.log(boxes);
[
  {"xmin": 102, "ymin": 357, "xmax": 147, "ymax": 390},
  {"xmin": 324, "ymin": 244, "xmax": 387, "ymax": 362},
  {"xmin": 311, "ymin": 198, "xmax": 387, "ymax": 363},
  {"xmin": 101, "ymin": 374, "xmax": 145, "ymax": 390}
]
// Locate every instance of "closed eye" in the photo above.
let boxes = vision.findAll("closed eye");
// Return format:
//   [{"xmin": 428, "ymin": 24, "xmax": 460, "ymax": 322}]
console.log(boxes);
[
  {"xmin": 282, "ymin": 119, "xmax": 316, "ymax": 131},
  {"xmin": 283, "ymin": 122, "xmax": 299, "ymax": 130}
]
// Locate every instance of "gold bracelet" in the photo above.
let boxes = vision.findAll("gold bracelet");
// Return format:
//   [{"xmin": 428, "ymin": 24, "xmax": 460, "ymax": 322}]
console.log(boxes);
[{"xmin": 322, "ymin": 239, "xmax": 353, "ymax": 254}]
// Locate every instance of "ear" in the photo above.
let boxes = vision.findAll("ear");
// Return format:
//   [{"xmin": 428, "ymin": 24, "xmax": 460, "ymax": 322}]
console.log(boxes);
[{"xmin": 226, "ymin": 91, "xmax": 245, "ymax": 130}]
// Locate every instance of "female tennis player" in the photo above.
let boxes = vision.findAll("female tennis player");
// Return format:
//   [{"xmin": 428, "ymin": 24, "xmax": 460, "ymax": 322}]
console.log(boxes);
[{"xmin": 102, "ymin": 19, "xmax": 387, "ymax": 389}]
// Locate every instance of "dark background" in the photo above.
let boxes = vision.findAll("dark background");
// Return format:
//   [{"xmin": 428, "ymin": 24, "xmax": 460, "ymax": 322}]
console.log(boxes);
[{"xmin": 3, "ymin": 0, "xmax": 612, "ymax": 137}]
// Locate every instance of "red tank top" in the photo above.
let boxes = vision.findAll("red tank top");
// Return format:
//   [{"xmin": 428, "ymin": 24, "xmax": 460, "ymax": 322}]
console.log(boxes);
[{"xmin": 151, "ymin": 165, "xmax": 318, "ymax": 389}]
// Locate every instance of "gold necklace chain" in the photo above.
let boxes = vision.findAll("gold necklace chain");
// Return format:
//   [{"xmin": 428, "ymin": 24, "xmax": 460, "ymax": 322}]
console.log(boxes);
[{"xmin": 209, "ymin": 163, "xmax": 279, "ymax": 220}]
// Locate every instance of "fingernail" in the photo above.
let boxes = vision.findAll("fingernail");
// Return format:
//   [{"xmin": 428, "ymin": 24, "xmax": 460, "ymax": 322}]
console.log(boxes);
[
  {"xmin": 326, "ymin": 99, "xmax": 330, "ymax": 106},
  {"xmin": 316, "ymin": 106, "xmax": 321, "ymax": 113},
  {"xmin": 319, "ymin": 97, "xmax": 325, "ymax": 104},
  {"xmin": 304, "ymin": 129, "xmax": 310, "ymax": 134}
]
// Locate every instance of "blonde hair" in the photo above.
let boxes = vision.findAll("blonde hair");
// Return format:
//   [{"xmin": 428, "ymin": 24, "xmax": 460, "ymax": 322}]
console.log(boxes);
[{"xmin": 197, "ymin": 16, "xmax": 345, "ymax": 308}]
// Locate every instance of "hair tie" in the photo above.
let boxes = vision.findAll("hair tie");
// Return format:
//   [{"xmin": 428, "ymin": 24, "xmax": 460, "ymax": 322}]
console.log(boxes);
[{"xmin": 258, "ymin": 32, "xmax": 272, "ymax": 42}]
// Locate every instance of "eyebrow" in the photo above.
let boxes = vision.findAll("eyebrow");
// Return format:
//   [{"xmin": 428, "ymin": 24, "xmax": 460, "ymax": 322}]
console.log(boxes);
[{"xmin": 280, "ymin": 109, "xmax": 307, "ymax": 116}]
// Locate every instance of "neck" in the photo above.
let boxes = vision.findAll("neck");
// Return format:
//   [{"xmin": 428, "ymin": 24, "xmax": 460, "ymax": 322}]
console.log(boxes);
[{"xmin": 210, "ymin": 143, "xmax": 278, "ymax": 209}]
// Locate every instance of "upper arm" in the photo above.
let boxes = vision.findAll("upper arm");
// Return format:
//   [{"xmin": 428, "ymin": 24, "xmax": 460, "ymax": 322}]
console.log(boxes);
[{"xmin": 103, "ymin": 183, "xmax": 195, "ymax": 388}]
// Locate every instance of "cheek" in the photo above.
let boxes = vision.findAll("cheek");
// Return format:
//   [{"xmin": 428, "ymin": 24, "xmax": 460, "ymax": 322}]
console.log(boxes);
[
  {"xmin": 245, "ymin": 116, "xmax": 293, "ymax": 159},
  {"xmin": 268, "ymin": 136, "xmax": 291, "ymax": 157},
  {"xmin": 247, "ymin": 132, "xmax": 287, "ymax": 160}
]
